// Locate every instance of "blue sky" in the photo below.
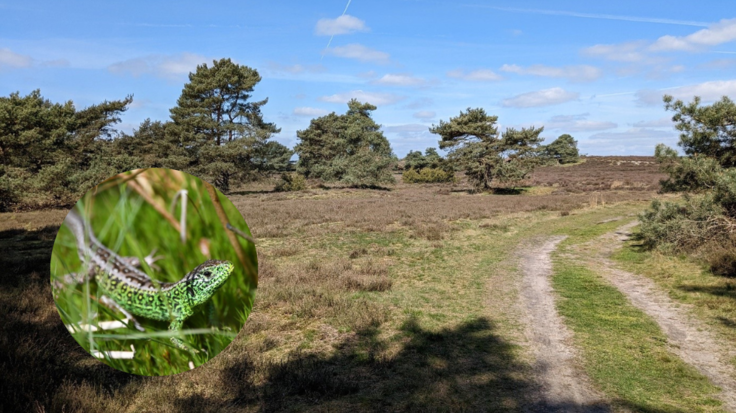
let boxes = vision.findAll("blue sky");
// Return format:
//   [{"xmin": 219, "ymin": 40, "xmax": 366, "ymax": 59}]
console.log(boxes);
[{"xmin": 1, "ymin": 0, "xmax": 735, "ymax": 157}]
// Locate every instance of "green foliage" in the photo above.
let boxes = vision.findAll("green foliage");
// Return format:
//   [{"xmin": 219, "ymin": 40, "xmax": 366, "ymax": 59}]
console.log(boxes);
[
  {"xmin": 295, "ymin": 99, "xmax": 395, "ymax": 187},
  {"xmin": 641, "ymin": 95, "xmax": 736, "ymax": 275},
  {"xmin": 430, "ymin": 108, "xmax": 544, "ymax": 191},
  {"xmin": 251, "ymin": 140, "xmax": 294, "ymax": 172},
  {"xmin": 543, "ymin": 134, "xmax": 579, "ymax": 164},
  {"xmin": 655, "ymin": 143, "xmax": 723, "ymax": 192},
  {"xmin": 402, "ymin": 167, "xmax": 455, "ymax": 183},
  {"xmin": 403, "ymin": 147, "xmax": 448, "ymax": 171},
  {"xmin": 664, "ymin": 94, "xmax": 736, "ymax": 168},
  {"xmin": 404, "ymin": 150, "xmax": 427, "ymax": 170},
  {"xmin": 639, "ymin": 196, "xmax": 727, "ymax": 252},
  {"xmin": 0, "ymin": 90, "xmax": 134, "ymax": 210},
  {"xmin": 168, "ymin": 58, "xmax": 280, "ymax": 192},
  {"xmin": 274, "ymin": 172, "xmax": 307, "ymax": 192},
  {"xmin": 114, "ymin": 119, "xmax": 191, "ymax": 170}
]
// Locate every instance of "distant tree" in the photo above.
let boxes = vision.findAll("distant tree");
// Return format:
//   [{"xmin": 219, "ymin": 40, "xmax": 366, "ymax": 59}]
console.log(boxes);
[
  {"xmin": 404, "ymin": 150, "xmax": 428, "ymax": 170},
  {"xmin": 424, "ymin": 147, "xmax": 443, "ymax": 169},
  {"xmin": 168, "ymin": 58, "xmax": 280, "ymax": 192},
  {"xmin": 544, "ymin": 134, "xmax": 579, "ymax": 164},
  {"xmin": 430, "ymin": 108, "xmax": 544, "ymax": 190},
  {"xmin": 0, "ymin": 89, "xmax": 134, "ymax": 210},
  {"xmin": 295, "ymin": 99, "xmax": 395, "ymax": 187}
]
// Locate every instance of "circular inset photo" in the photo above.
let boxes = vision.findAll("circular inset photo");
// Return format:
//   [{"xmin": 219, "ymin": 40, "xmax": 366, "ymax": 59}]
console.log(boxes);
[{"xmin": 50, "ymin": 168, "xmax": 257, "ymax": 376}]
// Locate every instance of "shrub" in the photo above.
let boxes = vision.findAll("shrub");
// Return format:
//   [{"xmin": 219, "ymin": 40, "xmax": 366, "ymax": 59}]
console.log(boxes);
[
  {"xmin": 274, "ymin": 173, "xmax": 307, "ymax": 192},
  {"xmin": 402, "ymin": 168, "xmax": 455, "ymax": 184},
  {"xmin": 640, "ymin": 95, "xmax": 736, "ymax": 275}
]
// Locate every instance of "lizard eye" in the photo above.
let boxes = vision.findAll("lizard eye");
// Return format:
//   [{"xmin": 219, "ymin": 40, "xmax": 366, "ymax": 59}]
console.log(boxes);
[{"xmin": 203, "ymin": 270, "xmax": 212, "ymax": 277}]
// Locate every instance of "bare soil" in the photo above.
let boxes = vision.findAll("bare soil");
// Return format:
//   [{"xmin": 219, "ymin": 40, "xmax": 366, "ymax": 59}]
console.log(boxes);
[
  {"xmin": 581, "ymin": 222, "xmax": 736, "ymax": 412},
  {"xmin": 518, "ymin": 236, "xmax": 610, "ymax": 413}
]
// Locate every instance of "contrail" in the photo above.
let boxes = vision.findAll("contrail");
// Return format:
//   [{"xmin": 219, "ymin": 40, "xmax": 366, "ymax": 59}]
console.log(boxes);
[
  {"xmin": 470, "ymin": 5, "xmax": 710, "ymax": 27},
  {"xmin": 321, "ymin": 0, "xmax": 353, "ymax": 60}
]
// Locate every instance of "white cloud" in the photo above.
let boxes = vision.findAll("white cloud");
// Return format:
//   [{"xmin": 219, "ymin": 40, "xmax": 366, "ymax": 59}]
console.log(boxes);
[
  {"xmin": 267, "ymin": 62, "xmax": 326, "ymax": 74},
  {"xmin": 636, "ymin": 79, "xmax": 736, "ymax": 105},
  {"xmin": 293, "ymin": 107, "xmax": 330, "ymax": 117},
  {"xmin": 0, "ymin": 48, "xmax": 33, "ymax": 68},
  {"xmin": 39, "ymin": 59, "xmax": 70, "ymax": 67},
  {"xmin": 502, "ymin": 87, "xmax": 579, "ymax": 108},
  {"xmin": 108, "ymin": 53, "xmax": 208, "ymax": 80},
  {"xmin": 500, "ymin": 64, "xmax": 602, "ymax": 82},
  {"xmin": 581, "ymin": 41, "xmax": 649, "ymax": 62},
  {"xmin": 582, "ymin": 19, "xmax": 736, "ymax": 70},
  {"xmin": 583, "ymin": 127, "xmax": 678, "ymax": 155},
  {"xmin": 315, "ymin": 15, "xmax": 369, "ymax": 36},
  {"xmin": 650, "ymin": 18, "xmax": 736, "ymax": 51},
  {"xmin": 383, "ymin": 124, "xmax": 428, "ymax": 133},
  {"xmin": 357, "ymin": 70, "xmax": 378, "ymax": 79},
  {"xmin": 413, "ymin": 111, "xmax": 436, "ymax": 120},
  {"xmin": 632, "ymin": 117, "xmax": 674, "ymax": 127},
  {"xmin": 702, "ymin": 58, "xmax": 736, "ymax": 69},
  {"xmin": 546, "ymin": 114, "xmax": 617, "ymax": 132},
  {"xmin": 324, "ymin": 44, "xmax": 390, "ymax": 64},
  {"xmin": 318, "ymin": 90, "xmax": 405, "ymax": 106},
  {"xmin": 447, "ymin": 68, "xmax": 502, "ymax": 81},
  {"xmin": 404, "ymin": 97, "xmax": 434, "ymax": 109},
  {"xmin": 373, "ymin": 73, "xmax": 428, "ymax": 87}
]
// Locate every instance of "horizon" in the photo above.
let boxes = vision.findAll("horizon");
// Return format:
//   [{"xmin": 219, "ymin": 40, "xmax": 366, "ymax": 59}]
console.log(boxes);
[{"xmin": 1, "ymin": 1, "xmax": 734, "ymax": 157}]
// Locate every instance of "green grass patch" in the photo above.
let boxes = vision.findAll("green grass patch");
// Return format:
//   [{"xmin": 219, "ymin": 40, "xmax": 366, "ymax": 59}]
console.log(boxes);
[
  {"xmin": 612, "ymin": 235, "xmax": 736, "ymax": 350},
  {"xmin": 552, "ymin": 257, "xmax": 725, "ymax": 412}
]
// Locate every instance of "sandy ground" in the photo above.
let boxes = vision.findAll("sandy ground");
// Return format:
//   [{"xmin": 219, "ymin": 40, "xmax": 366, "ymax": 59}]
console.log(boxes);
[
  {"xmin": 518, "ymin": 236, "xmax": 610, "ymax": 413},
  {"xmin": 582, "ymin": 222, "xmax": 736, "ymax": 412}
]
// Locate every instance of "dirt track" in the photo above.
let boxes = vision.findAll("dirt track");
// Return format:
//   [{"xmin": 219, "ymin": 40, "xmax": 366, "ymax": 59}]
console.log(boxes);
[
  {"xmin": 518, "ymin": 236, "xmax": 610, "ymax": 413},
  {"xmin": 582, "ymin": 222, "xmax": 736, "ymax": 412}
]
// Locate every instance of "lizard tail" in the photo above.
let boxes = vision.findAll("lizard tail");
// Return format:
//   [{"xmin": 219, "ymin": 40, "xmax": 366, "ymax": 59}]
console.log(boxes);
[{"xmin": 64, "ymin": 208, "xmax": 93, "ymax": 258}]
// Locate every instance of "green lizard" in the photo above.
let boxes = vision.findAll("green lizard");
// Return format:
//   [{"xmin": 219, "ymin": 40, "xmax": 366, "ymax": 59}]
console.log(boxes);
[{"xmin": 58, "ymin": 208, "xmax": 234, "ymax": 352}]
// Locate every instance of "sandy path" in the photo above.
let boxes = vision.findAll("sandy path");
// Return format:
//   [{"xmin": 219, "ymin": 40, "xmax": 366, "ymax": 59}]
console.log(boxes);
[
  {"xmin": 582, "ymin": 222, "xmax": 736, "ymax": 412},
  {"xmin": 518, "ymin": 236, "xmax": 610, "ymax": 413}
]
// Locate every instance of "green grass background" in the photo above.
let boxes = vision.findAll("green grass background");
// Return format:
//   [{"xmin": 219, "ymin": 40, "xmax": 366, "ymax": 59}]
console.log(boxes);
[{"xmin": 50, "ymin": 168, "xmax": 258, "ymax": 376}]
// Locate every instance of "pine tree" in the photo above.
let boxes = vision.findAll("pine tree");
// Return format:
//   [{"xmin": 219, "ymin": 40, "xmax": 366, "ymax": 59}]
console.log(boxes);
[
  {"xmin": 295, "ymin": 99, "xmax": 395, "ymax": 187},
  {"xmin": 168, "ymin": 58, "xmax": 280, "ymax": 192},
  {"xmin": 430, "ymin": 108, "xmax": 543, "ymax": 190}
]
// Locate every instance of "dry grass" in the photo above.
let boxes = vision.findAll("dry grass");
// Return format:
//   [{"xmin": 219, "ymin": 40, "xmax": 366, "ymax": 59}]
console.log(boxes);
[
  {"xmin": 531, "ymin": 156, "xmax": 665, "ymax": 193},
  {"xmin": 1, "ymin": 157, "xmax": 670, "ymax": 412},
  {"xmin": 231, "ymin": 179, "xmax": 657, "ymax": 241}
]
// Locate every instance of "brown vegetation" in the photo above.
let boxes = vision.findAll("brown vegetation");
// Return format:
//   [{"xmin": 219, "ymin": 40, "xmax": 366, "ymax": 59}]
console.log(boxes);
[
  {"xmin": 530, "ymin": 156, "xmax": 664, "ymax": 193},
  {"xmin": 0, "ymin": 157, "xmax": 666, "ymax": 412}
]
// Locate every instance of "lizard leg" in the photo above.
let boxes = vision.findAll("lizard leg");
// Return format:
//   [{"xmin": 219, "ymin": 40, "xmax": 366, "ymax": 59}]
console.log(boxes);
[
  {"xmin": 98, "ymin": 295, "xmax": 145, "ymax": 332},
  {"xmin": 168, "ymin": 319, "xmax": 199, "ymax": 353},
  {"xmin": 51, "ymin": 266, "xmax": 96, "ymax": 294},
  {"xmin": 119, "ymin": 248, "xmax": 165, "ymax": 271}
]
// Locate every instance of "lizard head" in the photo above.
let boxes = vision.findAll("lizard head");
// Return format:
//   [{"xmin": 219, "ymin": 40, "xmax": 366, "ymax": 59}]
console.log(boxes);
[{"xmin": 185, "ymin": 259, "xmax": 234, "ymax": 305}]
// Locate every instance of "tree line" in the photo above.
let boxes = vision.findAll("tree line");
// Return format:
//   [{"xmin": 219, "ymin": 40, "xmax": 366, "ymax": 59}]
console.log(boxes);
[{"xmin": 0, "ymin": 58, "xmax": 579, "ymax": 211}]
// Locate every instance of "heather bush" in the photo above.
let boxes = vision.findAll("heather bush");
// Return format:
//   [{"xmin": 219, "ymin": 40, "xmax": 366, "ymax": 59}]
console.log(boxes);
[
  {"xmin": 275, "ymin": 172, "xmax": 307, "ymax": 192},
  {"xmin": 402, "ymin": 167, "xmax": 455, "ymax": 184}
]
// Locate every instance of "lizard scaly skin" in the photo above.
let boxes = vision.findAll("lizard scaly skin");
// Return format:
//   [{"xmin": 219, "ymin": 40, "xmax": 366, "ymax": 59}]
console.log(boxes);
[{"xmin": 61, "ymin": 208, "xmax": 234, "ymax": 352}]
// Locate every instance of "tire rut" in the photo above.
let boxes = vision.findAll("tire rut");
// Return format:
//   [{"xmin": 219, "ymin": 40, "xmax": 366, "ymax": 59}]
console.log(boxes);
[
  {"xmin": 518, "ymin": 236, "xmax": 610, "ymax": 413},
  {"xmin": 580, "ymin": 222, "xmax": 736, "ymax": 412}
]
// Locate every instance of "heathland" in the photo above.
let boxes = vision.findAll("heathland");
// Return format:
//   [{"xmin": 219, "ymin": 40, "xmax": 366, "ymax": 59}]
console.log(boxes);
[{"xmin": 4, "ymin": 156, "xmax": 736, "ymax": 412}]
